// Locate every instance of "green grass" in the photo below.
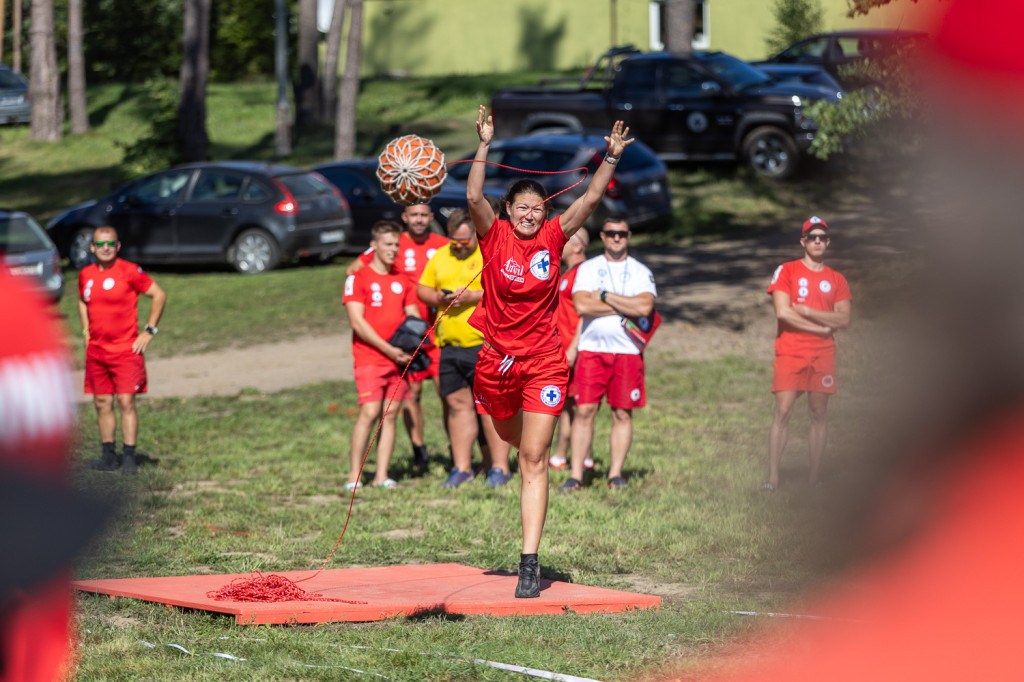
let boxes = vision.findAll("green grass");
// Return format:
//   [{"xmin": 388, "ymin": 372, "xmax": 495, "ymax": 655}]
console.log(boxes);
[{"xmin": 70, "ymin": 349, "xmax": 863, "ymax": 680}]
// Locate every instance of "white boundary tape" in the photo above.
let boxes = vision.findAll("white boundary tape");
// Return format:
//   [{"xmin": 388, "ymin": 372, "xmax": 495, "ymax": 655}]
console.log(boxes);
[
  {"xmin": 725, "ymin": 610, "xmax": 864, "ymax": 623},
  {"xmin": 130, "ymin": 638, "xmax": 603, "ymax": 681}
]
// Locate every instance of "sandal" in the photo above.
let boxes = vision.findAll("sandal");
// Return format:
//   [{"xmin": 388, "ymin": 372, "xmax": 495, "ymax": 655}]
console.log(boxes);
[
  {"xmin": 607, "ymin": 476, "xmax": 629, "ymax": 489},
  {"xmin": 343, "ymin": 480, "xmax": 363, "ymax": 492},
  {"xmin": 559, "ymin": 477, "xmax": 582, "ymax": 492},
  {"xmin": 373, "ymin": 478, "xmax": 398, "ymax": 489}
]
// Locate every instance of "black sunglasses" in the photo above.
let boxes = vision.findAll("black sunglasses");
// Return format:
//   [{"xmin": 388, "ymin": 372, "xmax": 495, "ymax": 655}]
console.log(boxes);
[
  {"xmin": 803, "ymin": 233, "xmax": 829, "ymax": 243},
  {"xmin": 601, "ymin": 230, "xmax": 629, "ymax": 239}
]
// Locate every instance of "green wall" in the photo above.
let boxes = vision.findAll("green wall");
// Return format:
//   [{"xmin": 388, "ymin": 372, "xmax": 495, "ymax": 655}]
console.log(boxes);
[{"xmin": 355, "ymin": 0, "xmax": 938, "ymax": 76}]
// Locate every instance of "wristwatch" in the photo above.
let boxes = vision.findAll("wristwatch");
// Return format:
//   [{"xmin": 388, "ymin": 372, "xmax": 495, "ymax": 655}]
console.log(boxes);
[
  {"xmin": 600, "ymin": 290, "xmax": 609, "ymax": 303},
  {"xmin": 144, "ymin": 325, "xmax": 159, "ymax": 335}
]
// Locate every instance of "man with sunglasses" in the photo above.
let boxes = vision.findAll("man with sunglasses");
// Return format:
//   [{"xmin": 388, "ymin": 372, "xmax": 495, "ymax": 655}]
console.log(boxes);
[
  {"xmin": 78, "ymin": 226, "xmax": 167, "ymax": 474},
  {"xmin": 566, "ymin": 216, "xmax": 657, "ymax": 490},
  {"xmin": 418, "ymin": 209, "xmax": 512, "ymax": 489},
  {"xmin": 763, "ymin": 216, "xmax": 851, "ymax": 491}
]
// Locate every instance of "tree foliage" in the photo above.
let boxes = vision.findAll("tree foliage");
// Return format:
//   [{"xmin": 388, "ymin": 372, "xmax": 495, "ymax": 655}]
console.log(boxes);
[
  {"xmin": 765, "ymin": 0, "xmax": 825, "ymax": 56},
  {"xmin": 846, "ymin": 0, "xmax": 919, "ymax": 17}
]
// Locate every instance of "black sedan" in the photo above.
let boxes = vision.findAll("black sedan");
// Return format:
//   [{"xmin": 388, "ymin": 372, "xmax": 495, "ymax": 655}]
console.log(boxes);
[
  {"xmin": 445, "ymin": 131, "xmax": 673, "ymax": 231},
  {"xmin": 313, "ymin": 158, "xmax": 504, "ymax": 249},
  {"xmin": 1, "ymin": 210, "xmax": 64, "ymax": 302},
  {"xmin": 47, "ymin": 162, "xmax": 352, "ymax": 273}
]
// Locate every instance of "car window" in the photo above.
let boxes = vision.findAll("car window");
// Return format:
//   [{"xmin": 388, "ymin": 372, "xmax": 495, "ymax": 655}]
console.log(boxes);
[
  {"xmin": 242, "ymin": 181, "xmax": 272, "ymax": 201},
  {"xmin": 190, "ymin": 170, "xmax": 244, "ymax": 201},
  {"xmin": 837, "ymin": 37, "xmax": 867, "ymax": 59},
  {"xmin": 276, "ymin": 172, "xmax": 332, "ymax": 198},
  {"xmin": 701, "ymin": 53, "xmax": 771, "ymax": 91},
  {"xmin": 128, "ymin": 169, "xmax": 192, "ymax": 203},
  {"xmin": 0, "ymin": 70, "xmax": 26, "ymax": 89},
  {"xmin": 318, "ymin": 167, "xmax": 375, "ymax": 196},
  {"xmin": 664, "ymin": 63, "xmax": 705, "ymax": 97},
  {"xmin": 617, "ymin": 63, "xmax": 658, "ymax": 99},
  {"xmin": 780, "ymin": 38, "xmax": 828, "ymax": 61},
  {"xmin": 0, "ymin": 215, "xmax": 52, "ymax": 255}
]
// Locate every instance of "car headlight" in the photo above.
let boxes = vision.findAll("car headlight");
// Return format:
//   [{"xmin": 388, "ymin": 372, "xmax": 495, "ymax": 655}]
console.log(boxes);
[{"xmin": 795, "ymin": 111, "xmax": 817, "ymax": 130}]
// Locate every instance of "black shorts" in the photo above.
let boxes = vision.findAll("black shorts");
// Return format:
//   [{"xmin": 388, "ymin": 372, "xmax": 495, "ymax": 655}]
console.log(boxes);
[{"xmin": 439, "ymin": 344, "xmax": 483, "ymax": 398}]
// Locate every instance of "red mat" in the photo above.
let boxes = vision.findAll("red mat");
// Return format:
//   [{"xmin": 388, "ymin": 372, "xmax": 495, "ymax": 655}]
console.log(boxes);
[{"xmin": 73, "ymin": 563, "xmax": 660, "ymax": 624}]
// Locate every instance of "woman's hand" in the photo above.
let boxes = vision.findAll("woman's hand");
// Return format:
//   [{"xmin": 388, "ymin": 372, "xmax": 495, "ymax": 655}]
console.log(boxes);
[
  {"xmin": 476, "ymin": 105, "xmax": 494, "ymax": 145},
  {"xmin": 605, "ymin": 120, "xmax": 634, "ymax": 159}
]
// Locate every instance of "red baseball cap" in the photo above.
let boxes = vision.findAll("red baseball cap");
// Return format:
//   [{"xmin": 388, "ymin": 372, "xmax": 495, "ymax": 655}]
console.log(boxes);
[{"xmin": 802, "ymin": 216, "xmax": 829, "ymax": 234}]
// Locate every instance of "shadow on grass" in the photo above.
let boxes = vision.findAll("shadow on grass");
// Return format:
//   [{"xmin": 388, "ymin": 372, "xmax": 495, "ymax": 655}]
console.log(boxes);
[{"xmin": 404, "ymin": 605, "xmax": 467, "ymax": 622}]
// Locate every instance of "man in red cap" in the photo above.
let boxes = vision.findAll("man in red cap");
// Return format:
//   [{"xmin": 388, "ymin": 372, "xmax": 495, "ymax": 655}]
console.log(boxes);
[{"xmin": 763, "ymin": 216, "xmax": 851, "ymax": 491}]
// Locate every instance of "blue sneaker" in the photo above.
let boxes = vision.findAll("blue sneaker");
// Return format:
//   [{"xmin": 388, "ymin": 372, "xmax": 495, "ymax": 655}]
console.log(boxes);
[
  {"xmin": 485, "ymin": 467, "xmax": 512, "ymax": 488},
  {"xmin": 440, "ymin": 467, "xmax": 474, "ymax": 489}
]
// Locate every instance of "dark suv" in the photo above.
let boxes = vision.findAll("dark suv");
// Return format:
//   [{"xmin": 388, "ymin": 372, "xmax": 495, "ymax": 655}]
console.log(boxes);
[{"xmin": 47, "ymin": 162, "xmax": 352, "ymax": 273}]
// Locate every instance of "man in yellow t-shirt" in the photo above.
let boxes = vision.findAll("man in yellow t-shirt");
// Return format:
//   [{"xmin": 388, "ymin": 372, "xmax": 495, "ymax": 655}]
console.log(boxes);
[{"xmin": 418, "ymin": 209, "xmax": 512, "ymax": 489}]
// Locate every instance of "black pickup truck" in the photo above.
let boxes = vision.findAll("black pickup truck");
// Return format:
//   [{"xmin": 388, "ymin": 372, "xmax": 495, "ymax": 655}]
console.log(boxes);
[{"xmin": 490, "ymin": 47, "xmax": 840, "ymax": 180}]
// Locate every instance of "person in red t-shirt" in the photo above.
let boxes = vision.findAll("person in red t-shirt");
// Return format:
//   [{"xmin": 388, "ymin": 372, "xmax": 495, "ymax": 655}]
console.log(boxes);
[
  {"xmin": 78, "ymin": 226, "xmax": 167, "ymax": 474},
  {"xmin": 467, "ymin": 104, "xmax": 633, "ymax": 598},
  {"xmin": 343, "ymin": 221, "xmax": 421, "ymax": 490},
  {"xmin": 347, "ymin": 203, "xmax": 448, "ymax": 471},
  {"xmin": 549, "ymin": 228, "xmax": 589, "ymax": 471},
  {"xmin": 763, "ymin": 216, "xmax": 851, "ymax": 491}
]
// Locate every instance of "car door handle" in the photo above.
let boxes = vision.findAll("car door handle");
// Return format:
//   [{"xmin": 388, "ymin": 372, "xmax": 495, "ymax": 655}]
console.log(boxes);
[
  {"xmin": 615, "ymin": 103, "xmax": 633, "ymax": 111},
  {"xmin": 669, "ymin": 104, "xmax": 685, "ymax": 111},
  {"xmin": 158, "ymin": 209, "xmax": 176, "ymax": 217},
  {"xmin": 222, "ymin": 208, "xmax": 239, "ymax": 216}
]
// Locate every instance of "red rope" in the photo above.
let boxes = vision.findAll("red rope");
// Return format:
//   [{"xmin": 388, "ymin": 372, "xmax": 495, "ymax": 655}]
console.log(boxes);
[{"xmin": 210, "ymin": 159, "xmax": 590, "ymax": 601}]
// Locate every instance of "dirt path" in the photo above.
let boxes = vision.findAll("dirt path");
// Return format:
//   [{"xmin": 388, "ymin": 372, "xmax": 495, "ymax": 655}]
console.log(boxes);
[{"xmin": 69, "ymin": 210, "xmax": 909, "ymax": 401}]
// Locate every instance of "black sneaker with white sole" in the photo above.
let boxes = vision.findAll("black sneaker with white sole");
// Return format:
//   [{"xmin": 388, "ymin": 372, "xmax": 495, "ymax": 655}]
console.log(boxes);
[{"xmin": 514, "ymin": 559, "xmax": 541, "ymax": 598}]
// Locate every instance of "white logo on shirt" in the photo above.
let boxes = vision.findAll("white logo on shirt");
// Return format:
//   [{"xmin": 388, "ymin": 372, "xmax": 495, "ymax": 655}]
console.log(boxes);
[
  {"xmin": 344, "ymin": 275, "xmax": 355, "ymax": 297},
  {"xmin": 630, "ymin": 388, "xmax": 641, "ymax": 402},
  {"xmin": 798, "ymin": 277, "xmax": 809, "ymax": 287},
  {"xmin": 529, "ymin": 251, "xmax": 552, "ymax": 281},
  {"xmin": 559, "ymin": 278, "xmax": 568, "ymax": 291},
  {"xmin": 819, "ymin": 280, "xmax": 832, "ymax": 293},
  {"xmin": 390, "ymin": 281, "xmax": 404, "ymax": 294},
  {"xmin": 798, "ymin": 287, "xmax": 809, "ymax": 298},
  {"xmin": 102, "ymin": 277, "xmax": 115, "ymax": 290},
  {"xmin": 371, "ymin": 292, "xmax": 383, "ymax": 305},
  {"xmin": 502, "ymin": 258, "xmax": 525, "ymax": 283},
  {"xmin": 83, "ymin": 279, "xmax": 94, "ymax": 302},
  {"xmin": 427, "ymin": 248, "xmax": 437, "ymax": 259},
  {"xmin": 371, "ymin": 282, "xmax": 381, "ymax": 292}
]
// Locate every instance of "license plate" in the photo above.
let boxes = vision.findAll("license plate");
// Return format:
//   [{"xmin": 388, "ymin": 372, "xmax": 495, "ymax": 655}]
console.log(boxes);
[
  {"xmin": 319, "ymin": 230, "xmax": 343, "ymax": 244},
  {"xmin": 8, "ymin": 263, "xmax": 42, "ymax": 276},
  {"xmin": 636, "ymin": 181, "xmax": 661, "ymax": 197}
]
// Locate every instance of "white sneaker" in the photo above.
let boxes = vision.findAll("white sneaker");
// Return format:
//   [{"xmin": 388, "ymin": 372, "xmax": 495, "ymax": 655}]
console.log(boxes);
[
  {"xmin": 583, "ymin": 458, "xmax": 595, "ymax": 470},
  {"xmin": 343, "ymin": 480, "xmax": 363, "ymax": 492},
  {"xmin": 549, "ymin": 456, "xmax": 568, "ymax": 470}
]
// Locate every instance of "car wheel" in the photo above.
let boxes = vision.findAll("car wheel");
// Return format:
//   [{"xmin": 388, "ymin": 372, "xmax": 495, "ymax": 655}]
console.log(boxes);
[
  {"xmin": 229, "ymin": 229, "xmax": 280, "ymax": 274},
  {"xmin": 69, "ymin": 228, "xmax": 96, "ymax": 270},
  {"xmin": 742, "ymin": 126, "xmax": 799, "ymax": 180}
]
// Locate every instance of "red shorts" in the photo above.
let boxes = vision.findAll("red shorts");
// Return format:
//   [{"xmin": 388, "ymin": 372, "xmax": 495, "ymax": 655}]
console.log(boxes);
[
  {"xmin": 473, "ymin": 345, "xmax": 569, "ymax": 420},
  {"xmin": 84, "ymin": 345, "xmax": 147, "ymax": 395},
  {"xmin": 354, "ymin": 363, "xmax": 411, "ymax": 405},
  {"xmin": 407, "ymin": 344, "xmax": 440, "ymax": 383},
  {"xmin": 573, "ymin": 351, "xmax": 646, "ymax": 408},
  {"xmin": 772, "ymin": 352, "xmax": 837, "ymax": 394}
]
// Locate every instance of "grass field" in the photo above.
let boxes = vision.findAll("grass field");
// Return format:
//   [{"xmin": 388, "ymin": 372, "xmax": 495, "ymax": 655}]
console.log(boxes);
[{"xmin": 69, "ymin": 346, "xmax": 876, "ymax": 680}]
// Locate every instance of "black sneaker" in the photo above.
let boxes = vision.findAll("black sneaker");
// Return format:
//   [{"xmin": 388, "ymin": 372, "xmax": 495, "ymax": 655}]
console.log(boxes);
[
  {"xmin": 413, "ymin": 445, "xmax": 429, "ymax": 471},
  {"xmin": 84, "ymin": 452, "xmax": 119, "ymax": 472},
  {"xmin": 514, "ymin": 560, "xmax": 541, "ymax": 598},
  {"xmin": 121, "ymin": 454, "xmax": 138, "ymax": 475}
]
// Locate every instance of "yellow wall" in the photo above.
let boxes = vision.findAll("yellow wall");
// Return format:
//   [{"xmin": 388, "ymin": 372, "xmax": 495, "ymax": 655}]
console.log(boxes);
[{"xmin": 352, "ymin": 0, "xmax": 937, "ymax": 76}]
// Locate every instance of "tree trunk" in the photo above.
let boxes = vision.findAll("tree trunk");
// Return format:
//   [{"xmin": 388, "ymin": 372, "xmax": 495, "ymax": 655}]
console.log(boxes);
[
  {"xmin": 273, "ymin": 0, "xmax": 292, "ymax": 156},
  {"xmin": 663, "ymin": 0, "xmax": 696, "ymax": 54},
  {"xmin": 13, "ymin": 0, "xmax": 22, "ymax": 73},
  {"xmin": 178, "ymin": 0, "xmax": 210, "ymax": 162},
  {"xmin": 67, "ymin": 0, "xmax": 88, "ymax": 134},
  {"xmin": 294, "ymin": 0, "xmax": 320, "ymax": 131},
  {"xmin": 28, "ymin": 0, "xmax": 61, "ymax": 141},
  {"xmin": 334, "ymin": 0, "xmax": 362, "ymax": 160},
  {"xmin": 0, "ymin": 0, "xmax": 6, "ymax": 65},
  {"xmin": 321, "ymin": 0, "xmax": 348, "ymax": 122}
]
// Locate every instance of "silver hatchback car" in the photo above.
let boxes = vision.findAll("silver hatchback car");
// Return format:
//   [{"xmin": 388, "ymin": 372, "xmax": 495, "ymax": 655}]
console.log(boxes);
[
  {"xmin": 0, "ymin": 66, "xmax": 30, "ymax": 125},
  {"xmin": 1, "ymin": 210, "xmax": 64, "ymax": 302}
]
